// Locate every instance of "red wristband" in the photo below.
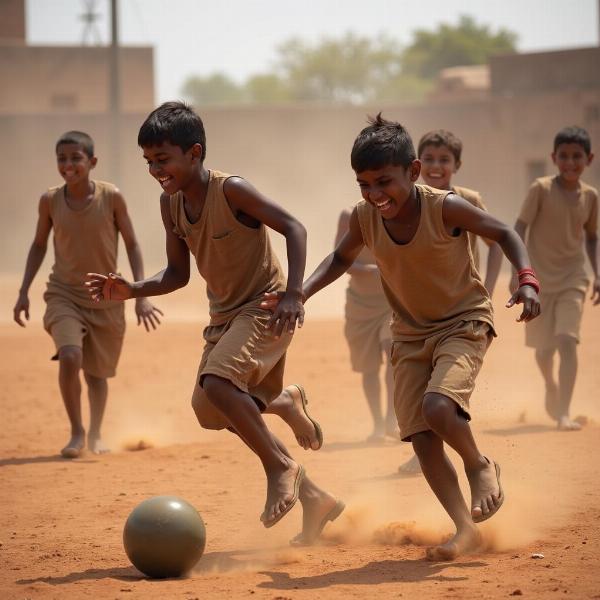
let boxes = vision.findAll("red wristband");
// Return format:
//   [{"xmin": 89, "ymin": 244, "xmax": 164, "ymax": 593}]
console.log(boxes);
[
  {"xmin": 517, "ymin": 267, "xmax": 536, "ymax": 279},
  {"xmin": 518, "ymin": 276, "xmax": 540, "ymax": 294}
]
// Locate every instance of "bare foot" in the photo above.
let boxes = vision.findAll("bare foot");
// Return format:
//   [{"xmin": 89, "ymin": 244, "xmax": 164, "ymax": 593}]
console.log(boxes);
[
  {"xmin": 61, "ymin": 431, "xmax": 85, "ymax": 459},
  {"xmin": 367, "ymin": 423, "xmax": 385, "ymax": 443},
  {"xmin": 544, "ymin": 382, "xmax": 560, "ymax": 420},
  {"xmin": 88, "ymin": 433, "xmax": 111, "ymax": 454},
  {"xmin": 398, "ymin": 454, "xmax": 422, "ymax": 476},
  {"xmin": 267, "ymin": 385, "xmax": 323, "ymax": 450},
  {"xmin": 557, "ymin": 416, "xmax": 582, "ymax": 431},
  {"xmin": 261, "ymin": 461, "xmax": 304, "ymax": 528},
  {"xmin": 426, "ymin": 524, "xmax": 481, "ymax": 561},
  {"xmin": 290, "ymin": 488, "xmax": 345, "ymax": 546},
  {"xmin": 385, "ymin": 419, "xmax": 400, "ymax": 439},
  {"xmin": 466, "ymin": 457, "xmax": 504, "ymax": 523}
]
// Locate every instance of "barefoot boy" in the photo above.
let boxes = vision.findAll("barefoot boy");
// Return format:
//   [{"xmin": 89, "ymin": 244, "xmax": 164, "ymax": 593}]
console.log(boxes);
[
  {"xmin": 267, "ymin": 115, "xmax": 540, "ymax": 560},
  {"xmin": 397, "ymin": 129, "xmax": 504, "ymax": 475},
  {"xmin": 335, "ymin": 208, "xmax": 395, "ymax": 442},
  {"xmin": 86, "ymin": 102, "xmax": 343, "ymax": 543},
  {"xmin": 13, "ymin": 131, "xmax": 162, "ymax": 458},
  {"xmin": 514, "ymin": 126, "xmax": 598, "ymax": 430}
]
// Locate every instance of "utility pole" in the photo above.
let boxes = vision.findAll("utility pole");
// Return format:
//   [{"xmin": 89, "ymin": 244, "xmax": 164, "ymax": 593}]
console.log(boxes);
[{"xmin": 109, "ymin": 0, "xmax": 120, "ymax": 183}]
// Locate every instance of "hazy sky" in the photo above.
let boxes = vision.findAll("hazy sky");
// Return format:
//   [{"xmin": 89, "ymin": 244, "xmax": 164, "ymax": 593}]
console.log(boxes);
[{"xmin": 27, "ymin": 0, "xmax": 599, "ymax": 102}]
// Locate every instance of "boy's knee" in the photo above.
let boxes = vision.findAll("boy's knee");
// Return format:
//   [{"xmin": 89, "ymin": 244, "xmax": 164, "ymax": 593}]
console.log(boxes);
[
  {"xmin": 411, "ymin": 430, "xmax": 434, "ymax": 457},
  {"xmin": 58, "ymin": 345, "xmax": 82, "ymax": 369},
  {"xmin": 421, "ymin": 393, "xmax": 454, "ymax": 428},
  {"xmin": 201, "ymin": 374, "xmax": 226, "ymax": 403},
  {"xmin": 556, "ymin": 335, "xmax": 577, "ymax": 355},
  {"xmin": 191, "ymin": 380, "xmax": 228, "ymax": 431}
]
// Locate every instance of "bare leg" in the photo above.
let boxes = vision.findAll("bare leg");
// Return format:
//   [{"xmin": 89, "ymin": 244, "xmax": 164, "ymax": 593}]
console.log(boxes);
[
  {"xmin": 535, "ymin": 347, "xmax": 559, "ymax": 420},
  {"xmin": 362, "ymin": 370, "xmax": 384, "ymax": 441},
  {"xmin": 58, "ymin": 345, "xmax": 85, "ymax": 458},
  {"xmin": 556, "ymin": 335, "xmax": 581, "ymax": 431},
  {"xmin": 422, "ymin": 392, "xmax": 502, "ymax": 522},
  {"xmin": 264, "ymin": 385, "xmax": 322, "ymax": 450},
  {"xmin": 412, "ymin": 431, "xmax": 480, "ymax": 561},
  {"xmin": 202, "ymin": 375, "xmax": 302, "ymax": 526},
  {"xmin": 382, "ymin": 340, "xmax": 398, "ymax": 437},
  {"xmin": 84, "ymin": 372, "xmax": 110, "ymax": 453}
]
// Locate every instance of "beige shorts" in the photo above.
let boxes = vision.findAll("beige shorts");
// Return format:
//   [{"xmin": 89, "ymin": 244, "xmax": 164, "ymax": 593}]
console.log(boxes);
[
  {"xmin": 391, "ymin": 320, "xmax": 493, "ymax": 441},
  {"xmin": 525, "ymin": 289, "xmax": 585, "ymax": 349},
  {"xmin": 344, "ymin": 290, "xmax": 392, "ymax": 373},
  {"xmin": 192, "ymin": 305, "xmax": 292, "ymax": 430},
  {"xmin": 43, "ymin": 294, "xmax": 125, "ymax": 378}
]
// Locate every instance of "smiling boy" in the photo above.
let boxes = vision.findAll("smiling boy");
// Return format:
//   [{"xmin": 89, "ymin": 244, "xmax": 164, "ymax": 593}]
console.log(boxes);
[
  {"xmin": 514, "ymin": 126, "xmax": 599, "ymax": 430},
  {"xmin": 265, "ymin": 114, "xmax": 541, "ymax": 560}
]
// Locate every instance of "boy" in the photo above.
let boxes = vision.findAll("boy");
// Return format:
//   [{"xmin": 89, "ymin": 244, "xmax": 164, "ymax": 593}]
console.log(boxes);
[
  {"xmin": 418, "ymin": 129, "xmax": 502, "ymax": 295},
  {"xmin": 514, "ymin": 126, "xmax": 598, "ymax": 431},
  {"xmin": 397, "ymin": 129, "xmax": 504, "ymax": 475},
  {"xmin": 13, "ymin": 131, "xmax": 162, "ymax": 458},
  {"xmin": 335, "ymin": 207, "xmax": 395, "ymax": 442},
  {"xmin": 265, "ymin": 114, "xmax": 540, "ymax": 560},
  {"xmin": 85, "ymin": 102, "xmax": 343, "ymax": 544}
]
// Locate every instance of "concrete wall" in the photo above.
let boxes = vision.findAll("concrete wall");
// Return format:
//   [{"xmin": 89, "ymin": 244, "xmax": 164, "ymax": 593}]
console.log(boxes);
[
  {"xmin": 0, "ymin": 0, "xmax": 25, "ymax": 42},
  {"xmin": 0, "ymin": 46, "xmax": 154, "ymax": 114}
]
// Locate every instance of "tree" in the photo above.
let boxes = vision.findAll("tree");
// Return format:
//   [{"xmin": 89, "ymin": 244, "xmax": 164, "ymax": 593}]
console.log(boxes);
[
  {"xmin": 181, "ymin": 73, "xmax": 244, "ymax": 105},
  {"xmin": 402, "ymin": 15, "xmax": 517, "ymax": 80}
]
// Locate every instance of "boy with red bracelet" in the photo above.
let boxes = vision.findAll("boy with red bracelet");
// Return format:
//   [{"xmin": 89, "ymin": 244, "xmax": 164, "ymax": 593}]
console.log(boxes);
[
  {"xmin": 514, "ymin": 126, "xmax": 598, "ymax": 431},
  {"xmin": 264, "ymin": 115, "xmax": 540, "ymax": 560}
]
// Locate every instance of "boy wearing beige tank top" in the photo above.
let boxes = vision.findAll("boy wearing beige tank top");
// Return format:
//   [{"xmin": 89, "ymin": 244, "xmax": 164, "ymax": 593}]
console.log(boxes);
[
  {"xmin": 397, "ymin": 130, "xmax": 505, "ymax": 475},
  {"xmin": 13, "ymin": 131, "xmax": 162, "ymax": 459},
  {"xmin": 335, "ymin": 207, "xmax": 396, "ymax": 442},
  {"xmin": 514, "ymin": 126, "xmax": 599, "ymax": 432},
  {"xmin": 269, "ymin": 114, "xmax": 540, "ymax": 561},
  {"xmin": 86, "ymin": 102, "xmax": 344, "ymax": 544}
]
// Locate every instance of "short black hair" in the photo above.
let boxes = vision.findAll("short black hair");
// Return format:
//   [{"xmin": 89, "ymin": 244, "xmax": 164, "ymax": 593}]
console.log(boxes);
[
  {"xmin": 138, "ymin": 101, "xmax": 206, "ymax": 160},
  {"xmin": 351, "ymin": 113, "xmax": 416, "ymax": 173},
  {"xmin": 553, "ymin": 126, "xmax": 592, "ymax": 155},
  {"xmin": 417, "ymin": 129, "xmax": 462, "ymax": 162},
  {"xmin": 56, "ymin": 131, "xmax": 94, "ymax": 158}
]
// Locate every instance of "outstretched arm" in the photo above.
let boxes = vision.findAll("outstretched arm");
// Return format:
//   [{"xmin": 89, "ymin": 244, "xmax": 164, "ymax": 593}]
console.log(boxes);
[
  {"xmin": 335, "ymin": 208, "xmax": 377, "ymax": 275},
  {"xmin": 86, "ymin": 194, "xmax": 190, "ymax": 302},
  {"xmin": 443, "ymin": 195, "xmax": 540, "ymax": 322},
  {"xmin": 13, "ymin": 194, "xmax": 52, "ymax": 327},
  {"xmin": 113, "ymin": 191, "xmax": 164, "ymax": 331},
  {"xmin": 482, "ymin": 241, "xmax": 502, "ymax": 297},
  {"xmin": 223, "ymin": 177, "xmax": 307, "ymax": 337},
  {"xmin": 304, "ymin": 206, "xmax": 365, "ymax": 301}
]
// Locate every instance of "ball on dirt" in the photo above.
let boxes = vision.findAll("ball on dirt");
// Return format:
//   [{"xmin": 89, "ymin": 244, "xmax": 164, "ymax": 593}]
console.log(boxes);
[{"xmin": 123, "ymin": 495, "xmax": 206, "ymax": 578}]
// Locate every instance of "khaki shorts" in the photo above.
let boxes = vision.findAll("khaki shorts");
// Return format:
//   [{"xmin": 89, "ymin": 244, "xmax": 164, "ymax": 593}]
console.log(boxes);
[
  {"xmin": 344, "ymin": 293, "xmax": 392, "ymax": 373},
  {"xmin": 43, "ymin": 294, "xmax": 125, "ymax": 378},
  {"xmin": 192, "ymin": 305, "xmax": 292, "ymax": 430},
  {"xmin": 391, "ymin": 320, "xmax": 493, "ymax": 441},
  {"xmin": 525, "ymin": 289, "xmax": 585, "ymax": 349}
]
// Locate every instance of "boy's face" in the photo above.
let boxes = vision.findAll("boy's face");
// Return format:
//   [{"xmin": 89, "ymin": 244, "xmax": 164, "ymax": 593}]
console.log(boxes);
[
  {"xmin": 419, "ymin": 144, "xmax": 459, "ymax": 190},
  {"xmin": 142, "ymin": 141, "xmax": 202, "ymax": 194},
  {"xmin": 355, "ymin": 161, "xmax": 421, "ymax": 220},
  {"xmin": 56, "ymin": 143, "xmax": 96, "ymax": 185},
  {"xmin": 552, "ymin": 143, "xmax": 593, "ymax": 185}
]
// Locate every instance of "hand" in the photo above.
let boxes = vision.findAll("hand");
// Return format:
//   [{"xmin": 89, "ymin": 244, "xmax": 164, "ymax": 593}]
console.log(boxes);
[
  {"xmin": 85, "ymin": 272, "xmax": 133, "ymax": 302},
  {"xmin": 135, "ymin": 297, "xmax": 163, "ymax": 331},
  {"xmin": 261, "ymin": 290, "xmax": 305, "ymax": 338},
  {"xmin": 506, "ymin": 284, "xmax": 541, "ymax": 322},
  {"xmin": 591, "ymin": 278, "xmax": 600, "ymax": 306},
  {"xmin": 13, "ymin": 292, "xmax": 30, "ymax": 327}
]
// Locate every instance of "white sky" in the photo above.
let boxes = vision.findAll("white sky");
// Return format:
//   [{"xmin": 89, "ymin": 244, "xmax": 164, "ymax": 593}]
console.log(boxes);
[{"xmin": 26, "ymin": 0, "xmax": 600, "ymax": 102}]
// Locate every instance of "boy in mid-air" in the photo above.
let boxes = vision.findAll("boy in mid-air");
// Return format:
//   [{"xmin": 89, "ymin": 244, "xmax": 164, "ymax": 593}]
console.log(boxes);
[
  {"xmin": 86, "ymin": 102, "xmax": 343, "ymax": 545},
  {"xmin": 335, "ymin": 207, "xmax": 395, "ymax": 442},
  {"xmin": 13, "ymin": 131, "xmax": 161, "ymax": 458},
  {"xmin": 397, "ymin": 129, "xmax": 504, "ymax": 475},
  {"xmin": 514, "ymin": 126, "xmax": 598, "ymax": 431},
  {"xmin": 265, "ymin": 115, "xmax": 540, "ymax": 560}
]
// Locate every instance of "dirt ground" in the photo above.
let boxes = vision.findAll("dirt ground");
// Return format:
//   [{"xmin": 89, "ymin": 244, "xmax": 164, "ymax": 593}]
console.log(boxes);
[{"xmin": 2, "ymin": 282, "xmax": 600, "ymax": 600}]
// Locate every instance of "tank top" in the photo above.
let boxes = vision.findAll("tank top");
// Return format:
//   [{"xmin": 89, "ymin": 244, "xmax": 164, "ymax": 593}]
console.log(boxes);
[
  {"xmin": 356, "ymin": 184, "xmax": 494, "ymax": 340},
  {"xmin": 170, "ymin": 170, "xmax": 286, "ymax": 325},
  {"xmin": 46, "ymin": 180, "xmax": 119, "ymax": 308}
]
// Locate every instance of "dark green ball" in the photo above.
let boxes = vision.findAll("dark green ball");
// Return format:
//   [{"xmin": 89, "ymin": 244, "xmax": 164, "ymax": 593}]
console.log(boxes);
[{"xmin": 123, "ymin": 496, "xmax": 206, "ymax": 578}]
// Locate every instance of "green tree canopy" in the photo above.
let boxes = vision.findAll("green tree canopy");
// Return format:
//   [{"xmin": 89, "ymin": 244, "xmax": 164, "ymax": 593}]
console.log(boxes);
[
  {"xmin": 181, "ymin": 16, "xmax": 518, "ymax": 106},
  {"xmin": 402, "ymin": 15, "xmax": 517, "ymax": 79}
]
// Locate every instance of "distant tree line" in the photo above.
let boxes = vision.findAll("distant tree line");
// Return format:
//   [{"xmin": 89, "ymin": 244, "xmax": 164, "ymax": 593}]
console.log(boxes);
[{"xmin": 181, "ymin": 16, "xmax": 517, "ymax": 106}]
